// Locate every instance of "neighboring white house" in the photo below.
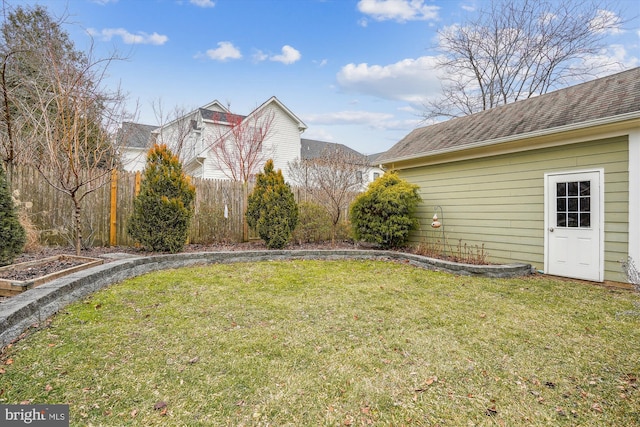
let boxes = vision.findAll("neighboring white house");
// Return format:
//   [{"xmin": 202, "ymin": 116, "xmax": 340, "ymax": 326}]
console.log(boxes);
[
  {"xmin": 120, "ymin": 96, "xmax": 383, "ymax": 184},
  {"xmin": 120, "ymin": 96, "xmax": 306, "ymax": 182},
  {"xmin": 300, "ymin": 138, "xmax": 385, "ymax": 189}
]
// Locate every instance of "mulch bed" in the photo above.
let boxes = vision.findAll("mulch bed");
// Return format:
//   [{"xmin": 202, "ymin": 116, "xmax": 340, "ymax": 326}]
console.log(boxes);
[
  {"xmin": 0, "ymin": 257, "xmax": 90, "ymax": 282},
  {"xmin": 6, "ymin": 241, "xmax": 361, "ymax": 281}
]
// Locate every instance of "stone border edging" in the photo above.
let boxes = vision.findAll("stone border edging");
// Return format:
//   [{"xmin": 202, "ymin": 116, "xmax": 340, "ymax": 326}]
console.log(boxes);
[{"xmin": 0, "ymin": 250, "xmax": 531, "ymax": 349}]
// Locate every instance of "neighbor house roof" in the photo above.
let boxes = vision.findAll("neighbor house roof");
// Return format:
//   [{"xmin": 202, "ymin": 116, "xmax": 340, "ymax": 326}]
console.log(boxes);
[
  {"xmin": 118, "ymin": 122, "xmax": 157, "ymax": 149},
  {"xmin": 199, "ymin": 109, "xmax": 245, "ymax": 123},
  {"xmin": 379, "ymin": 67, "xmax": 640, "ymax": 164},
  {"xmin": 301, "ymin": 138, "xmax": 363, "ymax": 160}
]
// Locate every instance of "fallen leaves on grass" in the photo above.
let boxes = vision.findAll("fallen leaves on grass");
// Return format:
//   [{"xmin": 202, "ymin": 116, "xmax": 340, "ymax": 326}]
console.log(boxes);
[
  {"xmin": 154, "ymin": 401, "xmax": 167, "ymax": 410},
  {"xmin": 486, "ymin": 406, "xmax": 498, "ymax": 416}
]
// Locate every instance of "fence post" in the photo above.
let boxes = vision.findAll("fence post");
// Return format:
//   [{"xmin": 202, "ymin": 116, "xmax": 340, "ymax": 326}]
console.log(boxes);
[
  {"xmin": 109, "ymin": 169, "xmax": 117, "ymax": 246},
  {"xmin": 134, "ymin": 171, "xmax": 141, "ymax": 196},
  {"xmin": 242, "ymin": 183, "xmax": 248, "ymax": 242}
]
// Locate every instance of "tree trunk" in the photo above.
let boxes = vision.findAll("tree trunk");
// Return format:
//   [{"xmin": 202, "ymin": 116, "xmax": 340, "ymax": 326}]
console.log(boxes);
[{"xmin": 72, "ymin": 196, "xmax": 82, "ymax": 256}]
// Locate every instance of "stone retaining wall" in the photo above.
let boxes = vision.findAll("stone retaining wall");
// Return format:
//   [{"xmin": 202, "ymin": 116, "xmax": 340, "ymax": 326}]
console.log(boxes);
[{"xmin": 0, "ymin": 250, "xmax": 531, "ymax": 349}]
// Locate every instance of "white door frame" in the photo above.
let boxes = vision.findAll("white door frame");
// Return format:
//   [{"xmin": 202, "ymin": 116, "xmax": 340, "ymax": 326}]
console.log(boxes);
[{"xmin": 544, "ymin": 169, "xmax": 605, "ymax": 282}]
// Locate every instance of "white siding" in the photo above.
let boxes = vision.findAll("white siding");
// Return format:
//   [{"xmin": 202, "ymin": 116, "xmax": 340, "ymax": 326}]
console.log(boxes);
[
  {"xmin": 197, "ymin": 102, "xmax": 302, "ymax": 182},
  {"xmin": 121, "ymin": 148, "xmax": 147, "ymax": 172},
  {"xmin": 264, "ymin": 104, "xmax": 302, "ymax": 183}
]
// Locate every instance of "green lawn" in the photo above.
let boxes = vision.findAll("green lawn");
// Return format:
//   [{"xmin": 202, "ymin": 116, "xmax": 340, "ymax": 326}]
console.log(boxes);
[{"xmin": 1, "ymin": 260, "xmax": 639, "ymax": 426}]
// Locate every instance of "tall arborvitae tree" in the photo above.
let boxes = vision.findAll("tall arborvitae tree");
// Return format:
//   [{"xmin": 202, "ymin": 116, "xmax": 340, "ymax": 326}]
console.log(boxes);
[
  {"xmin": 0, "ymin": 165, "xmax": 24, "ymax": 265},
  {"xmin": 246, "ymin": 159, "xmax": 298, "ymax": 249},
  {"xmin": 127, "ymin": 144, "xmax": 195, "ymax": 253}
]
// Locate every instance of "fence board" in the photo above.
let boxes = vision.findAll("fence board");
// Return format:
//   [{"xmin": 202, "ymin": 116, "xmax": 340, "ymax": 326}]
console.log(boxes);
[{"xmin": 9, "ymin": 165, "xmax": 358, "ymax": 248}]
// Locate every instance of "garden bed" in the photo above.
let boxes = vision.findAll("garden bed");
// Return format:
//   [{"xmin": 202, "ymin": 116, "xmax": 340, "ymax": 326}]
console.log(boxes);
[{"xmin": 0, "ymin": 255, "xmax": 103, "ymax": 297}]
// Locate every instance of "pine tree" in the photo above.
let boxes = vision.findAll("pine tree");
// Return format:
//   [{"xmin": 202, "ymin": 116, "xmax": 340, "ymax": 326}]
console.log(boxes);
[
  {"xmin": 0, "ymin": 165, "xmax": 25, "ymax": 265},
  {"xmin": 127, "ymin": 144, "xmax": 195, "ymax": 253},
  {"xmin": 246, "ymin": 159, "xmax": 298, "ymax": 249}
]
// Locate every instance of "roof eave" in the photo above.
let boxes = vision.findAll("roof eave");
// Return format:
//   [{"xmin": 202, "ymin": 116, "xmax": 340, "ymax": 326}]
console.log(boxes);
[{"xmin": 381, "ymin": 111, "xmax": 640, "ymax": 168}]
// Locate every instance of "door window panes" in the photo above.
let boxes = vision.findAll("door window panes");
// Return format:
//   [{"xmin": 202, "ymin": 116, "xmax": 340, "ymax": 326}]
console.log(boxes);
[{"xmin": 556, "ymin": 181, "xmax": 591, "ymax": 228}]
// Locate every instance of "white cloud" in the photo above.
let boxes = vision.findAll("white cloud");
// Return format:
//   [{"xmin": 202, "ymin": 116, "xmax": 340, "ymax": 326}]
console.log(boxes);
[
  {"xmin": 270, "ymin": 45, "xmax": 301, "ymax": 64},
  {"xmin": 252, "ymin": 50, "xmax": 269, "ymax": 63},
  {"xmin": 590, "ymin": 9, "xmax": 623, "ymax": 35},
  {"xmin": 336, "ymin": 56, "xmax": 442, "ymax": 104},
  {"xmin": 461, "ymin": 3, "xmax": 476, "ymax": 12},
  {"xmin": 305, "ymin": 111, "xmax": 394, "ymax": 126},
  {"xmin": 88, "ymin": 28, "xmax": 168, "ymax": 45},
  {"xmin": 302, "ymin": 128, "xmax": 336, "ymax": 142},
  {"xmin": 582, "ymin": 44, "xmax": 639, "ymax": 75},
  {"xmin": 304, "ymin": 110, "xmax": 420, "ymax": 132},
  {"xmin": 357, "ymin": 0, "xmax": 439, "ymax": 23},
  {"xmin": 204, "ymin": 41, "xmax": 242, "ymax": 61},
  {"xmin": 190, "ymin": 0, "xmax": 215, "ymax": 7},
  {"xmin": 253, "ymin": 45, "xmax": 302, "ymax": 65}
]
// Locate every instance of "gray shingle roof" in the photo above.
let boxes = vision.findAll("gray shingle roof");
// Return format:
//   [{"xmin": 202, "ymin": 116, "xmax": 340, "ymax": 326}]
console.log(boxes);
[
  {"xmin": 118, "ymin": 122, "xmax": 157, "ymax": 149},
  {"xmin": 301, "ymin": 138, "xmax": 364, "ymax": 160},
  {"xmin": 379, "ymin": 67, "xmax": 640, "ymax": 163}
]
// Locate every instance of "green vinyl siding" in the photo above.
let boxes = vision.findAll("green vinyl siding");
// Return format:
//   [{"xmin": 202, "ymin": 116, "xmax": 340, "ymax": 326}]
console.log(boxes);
[{"xmin": 398, "ymin": 136, "xmax": 629, "ymax": 282}]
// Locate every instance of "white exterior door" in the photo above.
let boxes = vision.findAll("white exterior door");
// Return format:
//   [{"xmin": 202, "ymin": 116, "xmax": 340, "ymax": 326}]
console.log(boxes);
[{"xmin": 545, "ymin": 170, "xmax": 603, "ymax": 282}]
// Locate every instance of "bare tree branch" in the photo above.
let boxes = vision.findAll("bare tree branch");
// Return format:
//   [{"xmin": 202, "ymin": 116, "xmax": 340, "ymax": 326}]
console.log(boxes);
[
  {"xmin": 425, "ymin": 0, "xmax": 628, "ymax": 119},
  {"xmin": 25, "ymin": 40, "xmax": 133, "ymax": 254},
  {"xmin": 289, "ymin": 146, "xmax": 368, "ymax": 242},
  {"xmin": 208, "ymin": 106, "xmax": 275, "ymax": 183},
  {"xmin": 151, "ymin": 99, "xmax": 196, "ymax": 159}
]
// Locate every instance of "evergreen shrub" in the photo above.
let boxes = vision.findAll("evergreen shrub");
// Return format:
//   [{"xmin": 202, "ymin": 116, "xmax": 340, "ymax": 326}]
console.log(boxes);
[
  {"xmin": 0, "ymin": 166, "xmax": 25, "ymax": 265},
  {"xmin": 349, "ymin": 172, "xmax": 421, "ymax": 249},
  {"xmin": 246, "ymin": 160, "xmax": 298, "ymax": 249},
  {"xmin": 127, "ymin": 144, "xmax": 195, "ymax": 253}
]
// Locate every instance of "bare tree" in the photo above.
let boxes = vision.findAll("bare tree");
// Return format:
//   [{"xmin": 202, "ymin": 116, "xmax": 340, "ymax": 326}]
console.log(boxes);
[
  {"xmin": 0, "ymin": 4, "xmax": 86, "ymax": 176},
  {"xmin": 25, "ymin": 43, "xmax": 131, "ymax": 255},
  {"xmin": 289, "ymin": 145, "xmax": 368, "ymax": 242},
  {"xmin": 208, "ymin": 107, "xmax": 275, "ymax": 183},
  {"xmin": 426, "ymin": 0, "xmax": 627, "ymax": 119},
  {"xmin": 151, "ymin": 99, "xmax": 196, "ymax": 159}
]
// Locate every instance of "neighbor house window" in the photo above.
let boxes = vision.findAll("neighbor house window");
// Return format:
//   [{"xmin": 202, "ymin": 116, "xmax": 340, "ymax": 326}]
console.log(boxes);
[{"xmin": 556, "ymin": 181, "xmax": 590, "ymax": 228}]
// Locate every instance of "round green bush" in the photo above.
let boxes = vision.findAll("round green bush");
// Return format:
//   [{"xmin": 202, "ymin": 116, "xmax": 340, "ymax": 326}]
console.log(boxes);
[{"xmin": 349, "ymin": 172, "xmax": 421, "ymax": 249}]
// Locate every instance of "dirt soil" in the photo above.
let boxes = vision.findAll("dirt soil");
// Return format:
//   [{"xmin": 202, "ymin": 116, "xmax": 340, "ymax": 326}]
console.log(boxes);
[
  {"xmin": 0, "ymin": 257, "xmax": 91, "ymax": 282},
  {"xmin": 5, "ymin": 241, "xmax": 363, "ymax": 282}
]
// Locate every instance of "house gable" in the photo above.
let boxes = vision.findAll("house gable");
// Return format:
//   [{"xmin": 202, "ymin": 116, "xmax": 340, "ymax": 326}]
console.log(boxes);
[{"xmin": 185, "ymin": 96, "xmax": 307, "ymax": 181}]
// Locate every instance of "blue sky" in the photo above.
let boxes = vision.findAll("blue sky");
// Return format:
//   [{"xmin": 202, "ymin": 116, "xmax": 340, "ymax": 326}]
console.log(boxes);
[{"xmin": 9, "ymin": 0, "xmax": 640, "ymax": 154}]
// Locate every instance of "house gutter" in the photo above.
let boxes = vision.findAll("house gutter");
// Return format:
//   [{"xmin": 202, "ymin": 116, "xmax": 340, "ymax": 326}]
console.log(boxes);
[{"xmin": 382, "ymin": 111, "xmax": 640, "ymax": 167}]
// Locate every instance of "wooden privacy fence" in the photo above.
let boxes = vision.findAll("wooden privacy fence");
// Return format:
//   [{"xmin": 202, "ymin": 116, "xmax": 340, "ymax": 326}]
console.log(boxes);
[{"xmin": 9, "ymin": 165, "xmax": 353, "ymax": 248}]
